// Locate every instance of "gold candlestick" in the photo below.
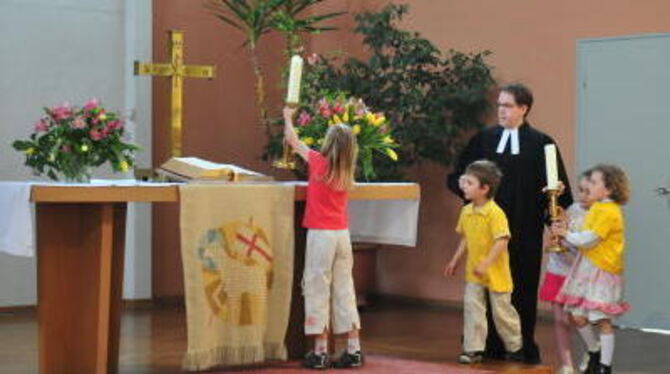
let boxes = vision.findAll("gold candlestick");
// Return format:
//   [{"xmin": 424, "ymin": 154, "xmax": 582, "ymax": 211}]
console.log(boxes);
[{"xmin": 545, "ymin": 189, "xmax": 566, "ymax": 253}]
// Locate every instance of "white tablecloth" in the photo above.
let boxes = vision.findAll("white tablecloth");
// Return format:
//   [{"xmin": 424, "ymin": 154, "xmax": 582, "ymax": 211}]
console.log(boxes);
[{"xmin": 0, "ymin": 180, "xmax": 419, "ymax": 257}]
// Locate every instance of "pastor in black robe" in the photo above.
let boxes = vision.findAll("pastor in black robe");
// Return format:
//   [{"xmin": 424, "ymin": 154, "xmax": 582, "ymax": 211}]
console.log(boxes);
[{"xmin": 447, "ymin": 122, "xmax": 573, "ymax": 363}]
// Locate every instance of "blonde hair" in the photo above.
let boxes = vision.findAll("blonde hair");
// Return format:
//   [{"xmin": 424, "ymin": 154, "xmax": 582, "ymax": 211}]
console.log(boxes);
[
  {"xmin": 320, "ymin": 124, "xmax": 358, "ymax": 191},
  {"xmin": 591, "ymin": 164, "xmax": 630, "ymax": 205}
]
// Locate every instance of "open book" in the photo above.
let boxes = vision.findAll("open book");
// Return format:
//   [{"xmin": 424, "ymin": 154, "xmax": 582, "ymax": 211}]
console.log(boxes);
[{"xmin": 157, "ymin": 157, "xmax": 273, "ymax": 183}]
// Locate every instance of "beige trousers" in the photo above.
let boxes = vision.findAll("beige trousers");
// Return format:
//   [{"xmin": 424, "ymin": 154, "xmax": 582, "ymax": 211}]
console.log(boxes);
[
  {"xmin": 302, "ymin": 229, "xmax": 361, "ymax": 335},
  {"xmin": 463, "ymin": 282, "xmax": 522, "ymax": 353}
]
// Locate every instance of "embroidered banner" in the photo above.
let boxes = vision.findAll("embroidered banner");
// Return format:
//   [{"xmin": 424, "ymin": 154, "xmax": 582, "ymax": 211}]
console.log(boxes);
[{"xmin": 179, "ymin": 184, "xmax": 294, "ymax": 370}]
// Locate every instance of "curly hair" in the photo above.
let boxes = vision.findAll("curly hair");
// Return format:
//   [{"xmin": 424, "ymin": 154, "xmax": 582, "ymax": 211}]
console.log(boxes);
[{"xmin": 590, "ymin": 164, "xmax": 630, "ymax": 205}]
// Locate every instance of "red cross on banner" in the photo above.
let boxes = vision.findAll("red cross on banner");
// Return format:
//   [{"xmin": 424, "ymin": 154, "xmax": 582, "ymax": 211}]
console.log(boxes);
[{"xmin": 236, "ymin": 229, "xmax": 273, "ymax": 264}]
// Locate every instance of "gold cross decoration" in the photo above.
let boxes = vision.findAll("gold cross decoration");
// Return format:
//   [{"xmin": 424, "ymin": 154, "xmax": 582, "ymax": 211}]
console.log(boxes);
[{"xmin": 134, "ymin": 30, "xmax": 215, "ymax": 158}]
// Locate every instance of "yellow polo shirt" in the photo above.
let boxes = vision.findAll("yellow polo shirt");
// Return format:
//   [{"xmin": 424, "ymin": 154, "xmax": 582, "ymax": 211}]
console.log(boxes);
[
  {"xmin": 582, "ymin": 201, "xmax": 625, "ymax": 274},
  {"xmin": 456, "ymin": 200, "xmax": 513, "ymax": 292}
]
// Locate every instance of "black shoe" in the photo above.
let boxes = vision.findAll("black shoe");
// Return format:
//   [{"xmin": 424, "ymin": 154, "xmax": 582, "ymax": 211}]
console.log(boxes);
[
  {"xmin": 332, "ymin": 350, "xmax": 364, "ymax": 368},
  {"xmin": 582, "ymin": 351, "xmax": 601, "ymax": 374},
  {"xmin": 303, "ymin": 351, "xmax": 330, "ymax": 370},
  {"xmin": 505, "ymin": 349, "xmax": 525, "ymax": 362},
  {"xmin": 458, "ymin": 351, "xmax": 484, "ymax": 364},
  {"xmin": 523, "ymin": 353, "xmax": 541, "ymax": 365},
  {"xmin": 597, "ymin": 363, "xmax": 612, "ymax": 374},
  {"xmin": 483, "ymin": 348, "xmax": 506, "ymax": 361}
]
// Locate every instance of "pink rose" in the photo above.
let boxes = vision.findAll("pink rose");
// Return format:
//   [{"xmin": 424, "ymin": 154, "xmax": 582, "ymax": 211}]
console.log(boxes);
[
  {"xmin": 89, "ymin": 129, "xmax": 103, "ymax": 141},
  {"xmin": 333, "ymin": 104, "xmax": 345, "ymax": 115},
  {"xmin": 33, "ymin": 119, "xmax": 49, "ymax": 132},
  {"xmin": 319, "ymin": 108, "xmax": 333, "ymax": 117},
  {"xmin": 49, "ymin": 103, "xmax": 73, "ymax": 121},
  {"xmin": 84, "ymin": 98, "xmax": 99, "ymax": 111},
  {"xmin": 297, "ymin": 112, "xmax": 312, "ymax": 126},
  {"xmin": 107, "ymin": 120, "xmax": 122, "ymax": 130},
  {"xmin": 72, "ymin": 116, "xmax": 86, "ymax": 129}
]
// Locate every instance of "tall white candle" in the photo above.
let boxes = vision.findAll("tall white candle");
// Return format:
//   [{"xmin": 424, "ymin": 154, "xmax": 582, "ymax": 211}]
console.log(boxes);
[
  {"xmin": 544, "ymin": 144, "xmax": 559, "ymax": 190},
  {"xmin": 286, "ymin": 55, "xmax": 303, "ymax": 104}
]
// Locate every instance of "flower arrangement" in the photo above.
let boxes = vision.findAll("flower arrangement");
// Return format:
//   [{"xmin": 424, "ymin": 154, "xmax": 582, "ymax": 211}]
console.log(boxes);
[
  {"xmin": 294, "ymin": 94, "xmax": 398, "ymax": 180},
  {"xmin": 12, "ymin": 99, "xmax": 139, "ymax": 182}
]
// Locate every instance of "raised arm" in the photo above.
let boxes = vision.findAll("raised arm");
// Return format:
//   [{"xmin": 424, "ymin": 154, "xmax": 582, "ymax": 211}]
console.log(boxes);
[{"xmin": 283, "ymin": 106, "xmax": 310, "ymax": 161}]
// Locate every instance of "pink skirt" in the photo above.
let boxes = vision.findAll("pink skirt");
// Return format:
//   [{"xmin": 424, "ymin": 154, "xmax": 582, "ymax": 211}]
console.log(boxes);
[
  {"xmin": 555, "ymin": 254, "xmax": 630, "ymax": 321},
  {"xmin": 539, "ymin": 272, "xmax": 567, "ymax": 303}
]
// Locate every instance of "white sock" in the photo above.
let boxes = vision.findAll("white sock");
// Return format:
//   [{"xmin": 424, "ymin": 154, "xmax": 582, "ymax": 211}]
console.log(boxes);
[
  {"xmin": 578, "ymin": 325, "xmax": 600, "ymax": 352},
  {"xmin": 347, "ymin": 337, "xmax": 361, "ymax": 353},
  {"xmin": 600, "ymin": 333, "xmax": 615, "ymax": 366},
  {"xmin": 315, "ymin": 337, "xmax": 328, "ymax": 354}
]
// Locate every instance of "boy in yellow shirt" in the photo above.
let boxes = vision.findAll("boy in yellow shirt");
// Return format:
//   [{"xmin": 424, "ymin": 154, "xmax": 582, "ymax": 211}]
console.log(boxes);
[{"xmin": 444, "ymin": 160, "xmax": 523, "ymax": 364}]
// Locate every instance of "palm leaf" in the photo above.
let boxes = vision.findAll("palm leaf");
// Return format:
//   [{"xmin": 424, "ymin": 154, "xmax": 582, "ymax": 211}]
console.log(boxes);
[{"xmin": 213, "ymin": 14, "xmax": 242, "ymax": 30}]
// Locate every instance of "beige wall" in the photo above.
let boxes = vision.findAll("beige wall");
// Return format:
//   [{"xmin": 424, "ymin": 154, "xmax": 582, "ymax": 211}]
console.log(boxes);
[
  {"xmin": 150, "ymin": 0, "xmax": 382, "ymax": 297},
  {"xmin": 375, "ymin": 0, "xmax": 670, "ymax": 302},
  {"xmin": 151, "ymin": 0, "xmax": 670, "ymax": 301}
]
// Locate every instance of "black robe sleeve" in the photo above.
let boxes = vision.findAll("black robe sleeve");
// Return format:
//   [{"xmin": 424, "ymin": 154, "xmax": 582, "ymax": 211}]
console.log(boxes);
[{"xmin": 447, "ymin": 132, "xmax": 484, "ymax": 200}]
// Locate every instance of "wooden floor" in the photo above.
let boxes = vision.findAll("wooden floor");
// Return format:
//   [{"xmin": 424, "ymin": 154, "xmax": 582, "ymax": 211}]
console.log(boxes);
[{"xmin": 0, "ymin": 302, "xmax": 666, "ymax": 373}]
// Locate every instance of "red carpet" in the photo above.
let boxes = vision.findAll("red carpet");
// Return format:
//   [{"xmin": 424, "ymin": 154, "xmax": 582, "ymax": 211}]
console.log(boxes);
[{"xmin": 210, "ymin": 355, "xmax": 499, "ymax": 373}]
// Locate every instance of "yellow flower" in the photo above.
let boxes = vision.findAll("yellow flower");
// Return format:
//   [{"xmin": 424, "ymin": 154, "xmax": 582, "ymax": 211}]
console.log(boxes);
[
  {"xmin": 385, "ymin": 148, "xmax": 398, "ymax": 161},
  {"xmin": 383, "ymin": 136, "xmax": 394, "ymax": 144},
  {"xmin": 98, "ymin": 113, "xmax": 107, "ymax": 121},
  {"xmin": 365, "ymin": 112, "xmax": 376, "ymax": 124},
  {"xmin": 302, "ymin": 137, "xmax": 315, "ymax": 146},
  {"xmin": 24, "ymin": 147, "xmax": 35, "ymax": 155},
  {"xmin": 80, "ymin": 144, "xmax": 89, "ymax": 152},
  {"xmin": 119, "ymin": 160, "xmax": 129, "ymax": 172},
  {"xmin": 372, "ymin": 115, "xmax": 386, "ymax": 127},
  {"xmin": 333, "ymin": 114, "xmax": 343, "ymax": 124},
  {"xmin": 342, "ymin": 111, "xmax": 350, "ymax": 123},
  {"xmin": 352, "ymin": 125, "xmax": 361, "ymax": 135}
]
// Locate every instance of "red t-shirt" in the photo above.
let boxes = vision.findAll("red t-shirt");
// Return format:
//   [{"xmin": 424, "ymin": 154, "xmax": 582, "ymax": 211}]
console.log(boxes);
[{"xmin": 302, "ymin": 150, "xmax": 349, "ymax": 229}]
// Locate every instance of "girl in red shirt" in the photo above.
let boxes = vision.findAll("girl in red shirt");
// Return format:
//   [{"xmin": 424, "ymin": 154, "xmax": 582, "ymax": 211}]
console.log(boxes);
[{"xmin": 284, "ymin": 106, "xmax": 363, "ymax": 369}]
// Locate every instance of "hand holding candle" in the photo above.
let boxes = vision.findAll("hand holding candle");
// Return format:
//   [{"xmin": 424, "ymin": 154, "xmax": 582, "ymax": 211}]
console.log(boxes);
[{"xmin": 286, "ymin": 55, "xmax": 304, "ymax": 104}]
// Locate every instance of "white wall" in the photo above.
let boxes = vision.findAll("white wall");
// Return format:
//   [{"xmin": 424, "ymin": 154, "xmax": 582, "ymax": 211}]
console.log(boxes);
[{"xmin": 0, "ymin": 0, "xmax": 152, "ymax": 306}]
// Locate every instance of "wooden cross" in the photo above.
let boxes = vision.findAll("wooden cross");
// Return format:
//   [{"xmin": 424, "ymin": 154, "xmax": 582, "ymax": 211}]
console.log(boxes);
[{"xmin": 134, "ymin": 30, "xmax": 215, "ymax": 158}]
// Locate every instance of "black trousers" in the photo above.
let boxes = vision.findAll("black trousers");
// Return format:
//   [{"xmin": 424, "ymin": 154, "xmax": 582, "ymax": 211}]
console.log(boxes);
[{"xmin": 484, "ymin": 233, "xmax": 543, "ymax": 363}]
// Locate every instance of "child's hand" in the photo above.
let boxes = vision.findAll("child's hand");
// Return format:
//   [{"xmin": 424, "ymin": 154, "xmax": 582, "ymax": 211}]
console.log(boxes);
[
  {"xmin": 473, "ymin": 262, "xmax": 488, "ymax": 278},
  {"xmin": 550, "ymin": 220, "xmax": 567, "ymax": 237},
  {"xmin": 283, "ymin": 106, "xmax": 297, "ymax": 122},
  {"xmin": 443, "ymin": 261, "xmax": 457, "ymax": 277}
]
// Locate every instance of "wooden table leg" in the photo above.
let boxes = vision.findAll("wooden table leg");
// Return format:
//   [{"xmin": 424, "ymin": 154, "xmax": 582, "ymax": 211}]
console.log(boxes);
[{"xmin": 37, "ymin": 203, "xmax": 127, "ymax": 374}]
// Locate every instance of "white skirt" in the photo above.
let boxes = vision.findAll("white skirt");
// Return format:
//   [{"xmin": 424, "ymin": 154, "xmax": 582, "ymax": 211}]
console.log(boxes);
[{"xmin": 555, "ymin": 254, "xmax": 630, "ymax": 322}]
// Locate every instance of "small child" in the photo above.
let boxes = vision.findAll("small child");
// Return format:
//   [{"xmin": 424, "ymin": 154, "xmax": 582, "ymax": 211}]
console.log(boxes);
[
  {"xmin": 284, "ymin": 106, "xmax": 364, "ymax": 370},
  {"xmin": 539, "ymin": 172, "xmax": 592, "ymax": 374},
  {"xmin": 552, "ymin": 164, "xmax": 631, "ymax": 374},
  {"xmin": 444, "ymin": 160, "xmax": 523, "ymax": 364}
]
